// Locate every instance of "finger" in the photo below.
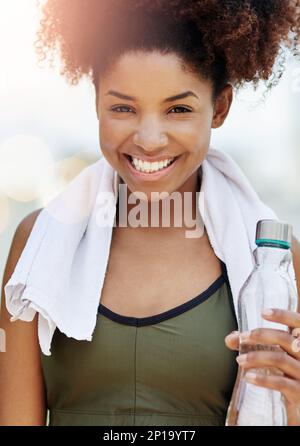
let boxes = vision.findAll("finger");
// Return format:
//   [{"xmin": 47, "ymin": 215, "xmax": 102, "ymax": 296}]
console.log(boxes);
[
  {"xmin": 244, "ymin": 371, "xmax": 300, "ymax": 406},
  {"xmin": 237, "ymin": 351, "xmax": 300, "ymax": 381},
  {"xmin": 292, "ymin": 328, "xmax": 300, "ymax": 338},
  {"xmin": 224, "ymin": 331, "xmax": 239, "ymax": 351},
  {"xmin": 262, "ymin": 308, "xmax": 300, "ymax": 330},
  {"xmin": 240, "ymin": 328, "xmax": 300, "ymax": 360}
]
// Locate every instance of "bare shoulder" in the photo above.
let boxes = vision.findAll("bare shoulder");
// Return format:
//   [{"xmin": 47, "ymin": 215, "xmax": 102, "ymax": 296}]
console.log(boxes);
[
  {"xmin": 3, "ymin": 207, "xmax": 43, "ymax": 296},
  {"xmin": 14, "ymin": 207, "xmax": 43, "ymax": 245},
  {"xmin": 291, "ymin": 236, "xmax": 300, "ymax": 312},
  {"xmin": 2, "ymin": 208, "xmax": 43, "ymax": 278},
  {"xmin": 0, "ymin": 207, "xmax": 46, "ymax": 425}
]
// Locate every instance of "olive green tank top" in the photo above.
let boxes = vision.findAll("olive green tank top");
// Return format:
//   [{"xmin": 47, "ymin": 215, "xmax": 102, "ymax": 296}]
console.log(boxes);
[{"xmin": 40, "ymin": 260, "xmax": 238, "ymax": 426}]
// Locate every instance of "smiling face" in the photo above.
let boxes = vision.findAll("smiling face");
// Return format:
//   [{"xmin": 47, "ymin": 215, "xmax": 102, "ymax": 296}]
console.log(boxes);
[{"xmin": 96, "ymin": 50, "xmax": 233, "ymax": 200}]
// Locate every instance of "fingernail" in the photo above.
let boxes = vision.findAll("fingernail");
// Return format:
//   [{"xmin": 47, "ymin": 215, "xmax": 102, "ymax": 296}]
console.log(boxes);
[
  {"xmin": 245, "ymin": 372, "xmax": 257, "ymax": 383},
  {"xmin": 227, "ymin": 330, "xmax": 239, "ymax": 338},
  {"xmin": 262, "ymin": 308, "xmax": 273, "ymax": 317},
  {"xmin": 291, "ymin": 339, "xmax": 300, "ymax": 353},
  {"xmin": 236, "ymin": 355, "xmax": 247, "ymax": 364}
]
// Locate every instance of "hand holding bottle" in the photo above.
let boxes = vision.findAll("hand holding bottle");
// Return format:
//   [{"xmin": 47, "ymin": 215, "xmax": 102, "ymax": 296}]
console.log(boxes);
[
  {"xmin": 224, "ymin": 220, "xmax": 299, "ymax": 426},
  {"xmin": 225, "ymin": 308, "xmax": 300, "ymax": 426}
]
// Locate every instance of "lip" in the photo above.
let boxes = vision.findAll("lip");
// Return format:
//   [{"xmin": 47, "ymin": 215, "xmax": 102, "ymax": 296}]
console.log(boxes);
[{"xmin": 124, "ymin": 154, "xmax": 181, "ymax": 182}]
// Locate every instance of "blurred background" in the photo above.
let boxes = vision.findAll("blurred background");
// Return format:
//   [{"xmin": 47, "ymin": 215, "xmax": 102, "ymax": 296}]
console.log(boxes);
[{"xmin": 0, "ymin": 0, "xmax": 300, "ymax": 282}]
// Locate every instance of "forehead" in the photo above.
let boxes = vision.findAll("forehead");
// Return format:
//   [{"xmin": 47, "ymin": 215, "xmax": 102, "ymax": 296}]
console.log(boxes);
[{"xmin": 99, "ymin": 50, "xmax": 212, "ymax": 100}]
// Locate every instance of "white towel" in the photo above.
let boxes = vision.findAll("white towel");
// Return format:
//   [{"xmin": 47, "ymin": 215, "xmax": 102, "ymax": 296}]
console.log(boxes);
[{"xmin": 4, "ymin": 146, "xmax": 297, "ymax": 357}]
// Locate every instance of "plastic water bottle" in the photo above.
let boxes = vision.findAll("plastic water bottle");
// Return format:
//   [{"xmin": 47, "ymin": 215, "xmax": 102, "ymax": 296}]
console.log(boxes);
[{"xmin": 225, "ymin": 219, "xmax": 298, "ymax": 426}]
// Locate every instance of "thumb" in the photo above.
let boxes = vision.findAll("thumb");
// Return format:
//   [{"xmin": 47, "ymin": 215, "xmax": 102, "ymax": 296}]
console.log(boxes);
[{"xmin": 224, "ymin": 331, "xmax": 240, "ymax": 351}]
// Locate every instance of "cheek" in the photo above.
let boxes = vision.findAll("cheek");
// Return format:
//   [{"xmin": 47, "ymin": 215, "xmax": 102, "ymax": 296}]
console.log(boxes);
[
  {"xmin": 192, "ymin": 116, "xmax": 212, "ymax": 147},
  {"xmin": 99, "ymin": 119, "xmax": 123, "ymax": 158},
  {"xmin": 177, "ymin": 124, "xmax": 211, "ymax": 157},
  {"xmin": 175, "ymin": 112, "xmax": 212, "ymax": 142}
]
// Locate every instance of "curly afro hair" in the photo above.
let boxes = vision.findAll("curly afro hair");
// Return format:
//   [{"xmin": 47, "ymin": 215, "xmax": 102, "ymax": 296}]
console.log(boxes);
[{"xmin": 35, "ymin": 0, "xmax": 300, "ymax": 102}]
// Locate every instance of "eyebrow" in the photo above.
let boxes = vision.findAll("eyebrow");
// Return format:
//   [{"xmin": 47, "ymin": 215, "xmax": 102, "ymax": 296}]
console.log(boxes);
[{"xmin": 105, "ymin": 90, "xmax": 199, "ymax": 103}]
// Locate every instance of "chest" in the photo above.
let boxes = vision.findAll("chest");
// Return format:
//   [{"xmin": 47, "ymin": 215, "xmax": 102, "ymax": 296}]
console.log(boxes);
[{"xmin": 99, "ymin": 227, "xmax": 223, "ymax": 317}]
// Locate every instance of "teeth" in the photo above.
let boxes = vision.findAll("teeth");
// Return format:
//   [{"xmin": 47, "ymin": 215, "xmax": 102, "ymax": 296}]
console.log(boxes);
[{"xmin": 130, "ymin": 156, "xmax": 175, "ymax": 173}]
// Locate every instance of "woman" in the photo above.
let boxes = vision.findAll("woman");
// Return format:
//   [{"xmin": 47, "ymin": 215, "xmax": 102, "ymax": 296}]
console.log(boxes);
[{"xmin": 1, "ymin": 0, "xmax": 300, "ymax": 426}]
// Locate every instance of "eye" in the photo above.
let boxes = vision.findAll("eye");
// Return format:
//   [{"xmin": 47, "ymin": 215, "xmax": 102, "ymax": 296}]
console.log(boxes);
[
  {"xmin": 110, "ymin": 105, "xmax": 133, "ymax": 113},
  {"xmin": 110, "ymin": 105, "xmax": 192, "ymax": 114},
  {"xmin": 169, "ymin": 106, "xmax": 192, "ymax": 114}
]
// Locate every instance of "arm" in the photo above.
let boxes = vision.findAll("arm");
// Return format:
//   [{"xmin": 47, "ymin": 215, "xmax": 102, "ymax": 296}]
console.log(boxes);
[{"xmin": 0, "ymin": 208, "xmax": 46, "ymax": 426}]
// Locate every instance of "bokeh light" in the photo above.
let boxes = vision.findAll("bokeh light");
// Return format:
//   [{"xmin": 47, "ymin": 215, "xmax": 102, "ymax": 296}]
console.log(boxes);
[
  {"xmin": 0, "ymin": 134, "xmax": 55, "ymax": 202},
  {"xmin": 39, "ymin": 155, "xmax": 90, "ymax": 207}
]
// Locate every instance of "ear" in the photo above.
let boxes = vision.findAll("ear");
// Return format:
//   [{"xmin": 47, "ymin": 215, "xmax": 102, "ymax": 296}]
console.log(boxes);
[{"xmin": 211, "ymin": 83, "xmax": 233, "ymax": 129}]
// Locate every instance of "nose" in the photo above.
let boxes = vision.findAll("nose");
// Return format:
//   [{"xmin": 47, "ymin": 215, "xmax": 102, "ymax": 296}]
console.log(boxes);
[{"xmin": 133, "ymin": 116, "xmax": 168, "ymax": 151}]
